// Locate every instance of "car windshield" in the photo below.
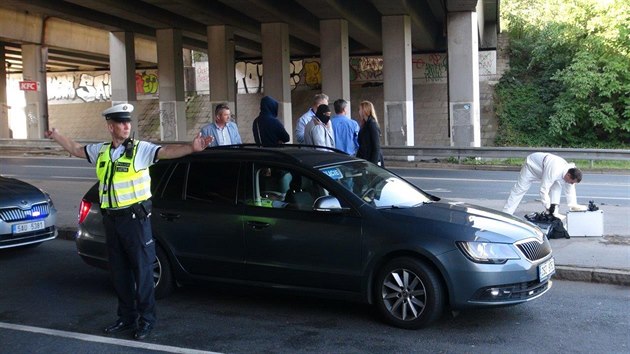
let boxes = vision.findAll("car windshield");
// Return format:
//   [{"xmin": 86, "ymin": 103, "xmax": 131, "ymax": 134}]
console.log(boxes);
[{"xmin": 318, "ymin": 161, "xmax": 434, "ymax": 208}]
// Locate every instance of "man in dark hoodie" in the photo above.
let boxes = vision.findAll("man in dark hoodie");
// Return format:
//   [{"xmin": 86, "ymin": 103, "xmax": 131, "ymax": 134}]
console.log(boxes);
[{"xmin": 252, "ymin": 96, "xmax": 290, "ymax": 146}]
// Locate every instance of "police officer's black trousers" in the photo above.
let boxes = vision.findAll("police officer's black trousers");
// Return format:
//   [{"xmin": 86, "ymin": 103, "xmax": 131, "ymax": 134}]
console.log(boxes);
[{"xmin": 103, "ymin": 211, "xmax": 156, "ymax": 326}]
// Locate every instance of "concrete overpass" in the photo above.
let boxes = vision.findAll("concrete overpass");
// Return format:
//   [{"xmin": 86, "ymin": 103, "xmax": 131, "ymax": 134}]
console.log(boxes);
[{"xmin": 0, "ymin": 0, "xmax": 500, "ymax": 147}]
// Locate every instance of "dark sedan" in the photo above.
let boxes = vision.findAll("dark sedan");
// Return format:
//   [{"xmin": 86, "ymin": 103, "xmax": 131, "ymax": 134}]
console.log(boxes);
[
  {"xmin": 0, "ymin": 176, "xmax": 58, "ymax": 249},
  {"xmin": 75, "ymin": 146, "xmax": 554, "ymax": 329}
]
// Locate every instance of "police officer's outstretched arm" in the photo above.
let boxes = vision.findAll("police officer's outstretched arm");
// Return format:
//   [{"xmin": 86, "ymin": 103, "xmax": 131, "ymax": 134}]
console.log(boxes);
[
  {"xmin": 157, "ymin": 133, "xmax": 213, "ymax": 160},
  {"xmin": 45, "ymin": 128, "xmax": 87, "ymax": 159}
]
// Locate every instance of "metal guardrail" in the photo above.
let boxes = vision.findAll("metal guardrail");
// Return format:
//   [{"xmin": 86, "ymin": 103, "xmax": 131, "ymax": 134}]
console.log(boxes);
[
  {"xmin": 382, "ymin": 146, "xmax": 630, "ymax": 163},
  {"xmin": 1, "ymin": 139, "xmax": 628, "ymax": 163}
]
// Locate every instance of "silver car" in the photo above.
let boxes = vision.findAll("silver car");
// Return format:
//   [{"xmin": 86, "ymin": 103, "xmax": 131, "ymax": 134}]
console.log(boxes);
[{"xmin": 0, "ymin": 176, "xmax": 58, "ymax": 249}]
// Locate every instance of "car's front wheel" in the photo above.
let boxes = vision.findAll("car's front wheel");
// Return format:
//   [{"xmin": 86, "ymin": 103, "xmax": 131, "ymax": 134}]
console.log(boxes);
[
  {"xmin": 375, "ymin": 257, "xmax": 444, "ymax": 329},
  {"xmin": 153, "ymin": 245, "xmax": 174, "ymax": 299}
]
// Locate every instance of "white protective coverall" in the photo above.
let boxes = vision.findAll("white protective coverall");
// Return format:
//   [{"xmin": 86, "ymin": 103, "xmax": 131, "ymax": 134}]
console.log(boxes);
[{"xmin": 503, "ymin": 152, "xmax": 578, "ymax": 215}]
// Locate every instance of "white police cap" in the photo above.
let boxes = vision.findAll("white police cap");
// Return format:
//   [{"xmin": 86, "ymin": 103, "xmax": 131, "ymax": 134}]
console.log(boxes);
[{"xmin": 102, "ymin": 103, "xmax": 134, "ymax": 122}]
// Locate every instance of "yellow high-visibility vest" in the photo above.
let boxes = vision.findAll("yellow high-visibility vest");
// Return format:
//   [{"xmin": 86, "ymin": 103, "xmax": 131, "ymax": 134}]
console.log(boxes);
[{"xmin": 96, "ymin": 142, "xmax": 151, "ymax": 209}]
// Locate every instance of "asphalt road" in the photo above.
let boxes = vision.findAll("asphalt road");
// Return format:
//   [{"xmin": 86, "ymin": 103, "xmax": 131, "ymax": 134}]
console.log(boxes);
[{"xmin": 1, "ymin": 239, "xmax": 629, "ymax": 354}]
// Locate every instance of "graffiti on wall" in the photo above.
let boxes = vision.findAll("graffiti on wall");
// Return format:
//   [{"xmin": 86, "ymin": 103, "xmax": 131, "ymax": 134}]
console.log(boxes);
[
  {"xmin": 412, "ymin": 54, "xmax": 448, "ymax": 83},
  {"xmin": 234, "ymin": 60, "xmax": 311, "ymax": 94},
  {"xmin": 47, "ymin": 70, "xmax": 158, "ymax": 103},
  {"xmin": 41, "ymin": 51, "xmax": 496, "ymax": 102},
  {"xmin": 349, "ymin": 57, "xmax": 383, "ymax": 82},
  {"xmin": 235, "ymin": 61, "xmax": 263, "ymax": 93},
  {"xmin": 136, "ymin": 72, "xmax": 159, "ymax": 94}
]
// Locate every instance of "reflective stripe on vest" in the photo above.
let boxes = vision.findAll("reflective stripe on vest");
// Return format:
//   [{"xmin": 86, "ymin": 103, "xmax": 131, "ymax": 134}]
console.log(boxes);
[{"xmin": 96, "ymin": 142, "xmax": 151, "ymax": 209}]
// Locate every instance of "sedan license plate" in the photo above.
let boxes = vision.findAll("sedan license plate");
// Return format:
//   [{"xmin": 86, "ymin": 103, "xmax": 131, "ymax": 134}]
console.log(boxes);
[
  {"xmin": 12, "ymin": 220, "xmax": 45, "ymax": 234},
  {"xmin": 539, "ymin": 257, "xmax": 555, "ymax": 282}
]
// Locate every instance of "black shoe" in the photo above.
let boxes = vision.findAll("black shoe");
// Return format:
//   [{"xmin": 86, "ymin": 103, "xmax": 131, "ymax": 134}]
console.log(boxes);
[
  {"xmin": 103, "ymin": 320, "xmax": 136, "ymax": 334},
  {"xmin": 134, "ymin": 321, "xmax": 153, "ymax": 340}
]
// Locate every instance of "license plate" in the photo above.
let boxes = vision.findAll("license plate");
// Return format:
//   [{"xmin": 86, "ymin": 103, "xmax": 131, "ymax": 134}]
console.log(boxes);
[
  {"xmin": 539, "ymin": 257, "xmax": 555, "ymax": 282},
  {"xmin": 12, "ymin": 220, "xmax": 45, "ymax": 234}
]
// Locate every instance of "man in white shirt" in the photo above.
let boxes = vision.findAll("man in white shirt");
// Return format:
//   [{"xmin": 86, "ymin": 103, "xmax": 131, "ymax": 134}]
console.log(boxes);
[
  {"xmin": 295, "ymin": 93, "xmax": 328, "ymax": 144},
  {"xmin": 503, "ymin": 152, "xmax": 586, "ymax": 215}
]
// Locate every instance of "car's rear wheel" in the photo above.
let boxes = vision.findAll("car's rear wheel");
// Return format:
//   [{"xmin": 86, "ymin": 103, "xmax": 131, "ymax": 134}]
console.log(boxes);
[
  {"xmin": 375, "ymin": 257, "xmax": 444, "ymax": 329},
  {"xmin": 153, "ymin": 245, "xmax": 174, "ymax": 299}
]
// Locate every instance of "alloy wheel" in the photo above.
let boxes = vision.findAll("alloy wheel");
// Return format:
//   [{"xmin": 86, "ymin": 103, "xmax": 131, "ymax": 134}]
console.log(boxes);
[{"xmin": 381, "ymin": 268, "xmax": 427, "ymax": 321}]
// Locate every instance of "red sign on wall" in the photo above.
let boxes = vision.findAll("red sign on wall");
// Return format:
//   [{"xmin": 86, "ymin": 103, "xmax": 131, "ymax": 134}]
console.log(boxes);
[{"xmin": 19, "ymin": 81, "xmax": 40, "ymax": 91}]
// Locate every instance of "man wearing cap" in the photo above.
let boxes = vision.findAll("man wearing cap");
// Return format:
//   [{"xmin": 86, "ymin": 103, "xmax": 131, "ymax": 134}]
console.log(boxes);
[
  {"xmin": 45, "ymin": 103, "xmax": 213, "ymax": 340},
  {"xmin": 304, "ymin": 104, "xmax": 335, "ymax": 150}
]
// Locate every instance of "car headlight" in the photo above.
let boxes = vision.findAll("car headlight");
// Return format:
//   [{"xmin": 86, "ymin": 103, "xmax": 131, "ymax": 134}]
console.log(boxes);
[{"xmin": 456, "ymin": 241, "xmax": 520, "ymax": 264}]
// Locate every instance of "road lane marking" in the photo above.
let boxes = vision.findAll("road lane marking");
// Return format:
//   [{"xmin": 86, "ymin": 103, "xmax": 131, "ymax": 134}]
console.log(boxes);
[
  {"xmin": 1, "ymin": 174, "xmax": 96, "ymax": 181},
  {"xmin": 0, "ymin": 321, "xmax": 221, "ymax": 354},
  {"xmin": 403, "ymin": 176, "xmax": 630, "ymax": 187},
  {"xmin": 21, "ymin": 164, "xmax": 93, "ymax": 170}
]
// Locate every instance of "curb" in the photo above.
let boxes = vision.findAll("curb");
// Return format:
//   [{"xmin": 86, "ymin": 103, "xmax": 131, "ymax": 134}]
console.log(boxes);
[
  {"xmin": 56, "ymin": 228, "xmax": 630, "ymax": 287},
  {"xmin": 554, "ymin": 266, "xmax": 630, "ymax": 286}
]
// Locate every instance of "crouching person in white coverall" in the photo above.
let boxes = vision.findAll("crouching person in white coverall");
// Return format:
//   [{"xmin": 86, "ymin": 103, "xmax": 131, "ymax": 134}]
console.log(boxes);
[{"xmin": 503, "ymin": 152, "xmax": 586, "ymax": 216}]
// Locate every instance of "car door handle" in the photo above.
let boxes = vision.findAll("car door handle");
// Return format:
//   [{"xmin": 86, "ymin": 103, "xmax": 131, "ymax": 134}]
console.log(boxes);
[
  {"xmin": 247, "ymin": 221, "xmax": 270, "ymax": 230},
  {"xmin": 160, "ymin": 213, "xmax": 181, "ymax": 221}
]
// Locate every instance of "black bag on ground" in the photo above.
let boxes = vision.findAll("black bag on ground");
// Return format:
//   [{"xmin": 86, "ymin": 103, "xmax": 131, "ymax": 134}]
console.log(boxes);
[
  {"xmin": 548, "ymin": 218, "xmax": 570, "ymax": 239},
  {"xmin": 524, "ymin": 211, "xmax": 571, "ymax": 239}
]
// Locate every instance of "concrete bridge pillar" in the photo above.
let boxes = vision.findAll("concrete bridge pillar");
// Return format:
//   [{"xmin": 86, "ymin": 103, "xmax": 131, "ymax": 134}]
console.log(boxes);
[
  {"xmin": 109, "ymin": 32, "xmax": 138, "ymax": 135},
  {"xmin": 320, "ymin": 19, "xmax": 350, "ymax": 113},
  {"xmin": 207, "ymin": 25, "xmax": 236, "ymax": 119},
  {"xmin": 261, "ymin": 23, "xmax": 292, "ymax": 141},
  {"xmin": 447, "ymin": 11, "xmax": 481, "ymax": 147},
  {"xmin": 0, "ymin": 46, "xmax": 9, "ymax": 138},
  {"xmin": 156, "ymin": 28, "xmax": 186, "ymax": 141},
  {"xmin": 382, "ymin": 15, "xmax": 414, "ymax": 149},
  {"xmin": 21, "ymin": 44, "xmax": 49, "ymax": 139}
]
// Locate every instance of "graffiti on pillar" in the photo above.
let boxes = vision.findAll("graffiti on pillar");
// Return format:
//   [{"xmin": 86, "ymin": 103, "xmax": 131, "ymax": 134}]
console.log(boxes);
[
  {"xmin": 412, "ymin": 54, "xmax": 448, "ymax": 82},
  {"xmin": 159, "ymin": 104, "xmax": 176, "ymax": 141},
  {"xmin": 135, "ymin": 72, "xmax": 159, "ymax": 94},
  {"xmin": 349, "ymin": 57, "xmax": 383, "ymax": 82}
]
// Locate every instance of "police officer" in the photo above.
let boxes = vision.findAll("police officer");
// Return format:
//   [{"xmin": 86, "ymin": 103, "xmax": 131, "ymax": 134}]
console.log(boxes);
[{"xmin": 45, "ymin": 103, "xmax": 213, "ymax": 340}]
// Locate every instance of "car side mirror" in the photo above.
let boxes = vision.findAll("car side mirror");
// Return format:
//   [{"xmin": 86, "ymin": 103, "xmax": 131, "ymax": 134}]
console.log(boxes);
[{"xmin": 313, "ymin": 195, "xmax": 345, "ymax": 212}]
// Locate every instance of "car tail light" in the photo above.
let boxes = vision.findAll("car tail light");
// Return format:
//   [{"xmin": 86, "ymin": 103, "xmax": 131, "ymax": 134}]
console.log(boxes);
[{"xmin": 78, "ymin": 199, "xmax": 92, "ymax": 224}]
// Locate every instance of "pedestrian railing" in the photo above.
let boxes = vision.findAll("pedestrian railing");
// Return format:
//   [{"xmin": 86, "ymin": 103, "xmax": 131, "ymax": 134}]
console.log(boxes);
[
  {"xmin": 1, "ymin": 139, "xmax": 628, "ymax": 164},
  {"xmin": 382, "ymin": 146, "xmax": 630, "ymax": 164}
]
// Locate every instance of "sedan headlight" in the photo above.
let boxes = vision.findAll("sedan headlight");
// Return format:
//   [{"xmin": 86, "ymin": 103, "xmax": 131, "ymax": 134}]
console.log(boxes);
[{"xmin": 457, "ymin": 241, "xmax": 520, "ymax": 264}]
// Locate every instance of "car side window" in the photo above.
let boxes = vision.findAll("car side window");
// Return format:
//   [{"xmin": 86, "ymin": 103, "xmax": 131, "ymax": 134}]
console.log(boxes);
[
  {"xmin": 186, "ymin": 161, "xmax": 240, "ymax": 205},
  {"xmin": 248, "ymin": 163, "xmax": 329, "ymax": 210}
]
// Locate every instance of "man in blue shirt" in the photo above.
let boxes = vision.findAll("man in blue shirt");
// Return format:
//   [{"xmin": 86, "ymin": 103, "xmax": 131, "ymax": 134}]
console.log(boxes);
[
  {"xmin": 330, "ymin": 99, "xmax": 359, "ymax": 155},
  {"xmin": 295, "ymin": 93, "xmax": 328, "ymax": 144},
  {"xmin": 200, "ymin": 103, "xmax": 242, "ymax": 146}
]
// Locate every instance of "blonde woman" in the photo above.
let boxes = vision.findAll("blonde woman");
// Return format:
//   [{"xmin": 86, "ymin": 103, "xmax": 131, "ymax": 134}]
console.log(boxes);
[{"xmin": 356, "ymin": 101, "xmax": 384, "ymax": 166}]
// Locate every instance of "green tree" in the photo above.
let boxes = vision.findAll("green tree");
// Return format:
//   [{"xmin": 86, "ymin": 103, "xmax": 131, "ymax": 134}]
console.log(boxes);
[{"xmin": 496, "ymin": 0, "xmax": 630, "ymax": 147}]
